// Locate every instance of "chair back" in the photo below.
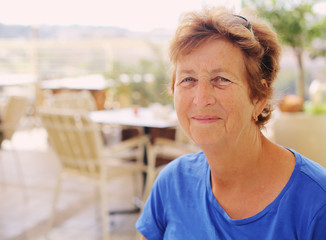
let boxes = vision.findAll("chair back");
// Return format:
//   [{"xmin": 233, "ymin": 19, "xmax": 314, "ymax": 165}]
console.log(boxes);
[
  {"xmin": 39, "ymin": 109, "xmax": 103, "ymax": 176},
  {"xmin": 2, "ymin": 96, "xmax": 30, "ymax": 140},
  {"xmin": 44, "ymin": 91, "xmax": 97, "ymax": 111}
]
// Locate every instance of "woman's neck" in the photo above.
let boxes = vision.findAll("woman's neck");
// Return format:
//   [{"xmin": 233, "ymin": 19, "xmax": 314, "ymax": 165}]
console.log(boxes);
[
  {"xmin": 202, "ymin": 129, "xmax": 265, "ymax": 186},
  {"xmin": 203, "ymin": 133, "xmax": 296, "ymax": 220}
]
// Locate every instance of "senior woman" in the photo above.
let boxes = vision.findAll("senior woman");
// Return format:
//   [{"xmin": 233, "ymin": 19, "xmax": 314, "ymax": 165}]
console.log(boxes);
[{"xmin": 136, "ymin": 7, "xmax": 326, "ymax": 239}]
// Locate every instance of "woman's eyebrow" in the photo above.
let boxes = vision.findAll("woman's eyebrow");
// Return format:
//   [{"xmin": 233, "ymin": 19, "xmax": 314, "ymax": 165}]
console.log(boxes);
[
  {"xmin": 177, "ymin": 68, "xmax": 237, "ymax": 79},
  {"xmin": 177, "ymin": 69, "xmax": 196, "ymax": 75},
  {"xmin": 209, "ymin": 68, "xmax": 228, "ymax": 74}
]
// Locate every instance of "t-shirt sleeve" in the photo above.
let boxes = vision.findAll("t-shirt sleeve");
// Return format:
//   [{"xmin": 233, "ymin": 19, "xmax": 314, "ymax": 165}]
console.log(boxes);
[
  {"xmin": 306, "ymin": 203, "xmax": 326, "ymax": 239},
  {"xmin": 136, "ymin": 175, "xmax": 167, "ymax": 239}
]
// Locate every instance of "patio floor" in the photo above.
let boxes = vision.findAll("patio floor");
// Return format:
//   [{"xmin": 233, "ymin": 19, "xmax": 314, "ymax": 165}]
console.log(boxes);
[{"xmin": 0, "ymin": 127, "xmax": 141, "ymax": 240}]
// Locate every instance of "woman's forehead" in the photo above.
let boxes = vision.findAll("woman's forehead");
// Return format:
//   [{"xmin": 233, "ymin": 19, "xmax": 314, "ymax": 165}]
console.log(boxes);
[{"xmin": 175, "ymin": 39, "xmax": 246, "ymax": 73}]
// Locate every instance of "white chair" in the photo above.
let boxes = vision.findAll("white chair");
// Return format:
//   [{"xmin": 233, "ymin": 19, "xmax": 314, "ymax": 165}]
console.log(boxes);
[
  {"xmin": 43, "ymin": 90, "xmax": 97, "ymax": 111},
  {"xmin": 143, "ymin": 126, "xmax": 200, "ymax": 201},
  {"xmin": 0, "ymin": 96, "xmax": 30, "ymax": 143},
  {"xmin": 43, "ymin": 90, "xmax": 126, "ymax": 146},
  {"xmin": 0, "ymin": 96, "xmax": 30, "ymax": 198},
  {"xmin": 38, "ymin": 108, "xmax": 150, "ymax": 240}
]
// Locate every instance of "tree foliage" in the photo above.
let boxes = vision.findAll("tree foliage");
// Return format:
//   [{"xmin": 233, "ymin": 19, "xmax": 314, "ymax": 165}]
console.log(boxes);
[
  {"xmin": 243, "ymin": 0, "xmax": 326, "ymax": 98},
  {"xmin": 107, "ymin": 42, "xmax": 172, "ymax": 107}
]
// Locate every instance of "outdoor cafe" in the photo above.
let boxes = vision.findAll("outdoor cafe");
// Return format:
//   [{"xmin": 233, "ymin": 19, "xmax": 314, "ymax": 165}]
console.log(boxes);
[{"xmin": 1, "ymin": 0, "xmax": 326, "ymax": 239}]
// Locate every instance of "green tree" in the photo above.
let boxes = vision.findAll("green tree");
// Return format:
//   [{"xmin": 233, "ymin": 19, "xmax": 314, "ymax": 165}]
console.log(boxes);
[
  {"xmin": 106, "ymin": 42, "xmax": 172, "ymax": 107},
  {"xmin": 244, "ymin": 0, "xmax": 326, "ymax": 99}
]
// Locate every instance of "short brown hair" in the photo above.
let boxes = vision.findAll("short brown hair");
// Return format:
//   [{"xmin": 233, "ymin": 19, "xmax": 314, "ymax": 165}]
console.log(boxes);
[{"xmin": 169, "ymin": 7, "xmax": 281, "ymax": 127}]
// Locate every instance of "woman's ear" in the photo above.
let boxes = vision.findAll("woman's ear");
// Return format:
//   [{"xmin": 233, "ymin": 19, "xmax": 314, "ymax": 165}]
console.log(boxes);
[
  {"xmin": 261, "ymin": 79, "xmax": 268, "ymax": 88},
  {"xmin": 253, "ymin": 79, "xmax": 268, "ymax": 119}
]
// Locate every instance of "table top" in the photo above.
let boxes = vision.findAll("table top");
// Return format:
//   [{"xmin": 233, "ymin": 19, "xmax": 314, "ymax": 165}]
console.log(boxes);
[
  {"xmin": 0, "ymin": 74, "xmax": 36, "ymax": 87},
  {"xmin": 41, "ymin": 74, "xmax": 114, "ymax": 90},
  {"xmin": 89, "ymin": 107, "xmax": 178, "ymax": 128}
]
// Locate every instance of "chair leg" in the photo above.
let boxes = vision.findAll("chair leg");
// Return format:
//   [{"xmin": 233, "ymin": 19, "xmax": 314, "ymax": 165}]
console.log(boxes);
[
  {"xmin": 10, "ymin": 148, "xmax": 28, "ymax": 201},
  {"xmin": 132, "ymin": 172, "xmax": 142, "ymax": 199},
  {"xmin": 143, "ymin": 169, "xmax": 156, "ymax": 205},
  {"xmin": 142, "ymin": 145, "xmax": 156, "ymax": 205},
  {"xmin": 4, "ymin": 140, "xmax": 28, "ymax": 201},
  {"xmin": 100, "ymin": 176, "xmax": 110, "ymax": 240},
  {"xmin": 94, "ymin": 185, "xmax": 101, "ymax": 223},
  {"xmin": 46, "ymin": 171, "xmax": 63, "ymax": 237},
  {"xmin": 130, "ymin": 171, "xmax": 144, "ymax": 211},
  {"xmin": 0, "ymin": 150, "xmax": 6, "ymax": 187}
]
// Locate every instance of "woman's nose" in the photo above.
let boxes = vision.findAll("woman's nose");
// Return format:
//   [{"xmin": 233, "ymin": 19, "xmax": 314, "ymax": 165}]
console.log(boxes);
[{"xmin": 193, "ymin": 81, "xmax": 216, "ymax": 107}]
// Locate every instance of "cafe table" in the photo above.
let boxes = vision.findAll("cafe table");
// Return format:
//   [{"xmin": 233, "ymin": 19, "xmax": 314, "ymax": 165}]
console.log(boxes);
[
  {"xmin": 0, "ymin": 73, "xmax": 36, "ymax": 87},
  {"xmin": 89, "ymin": 107, "xmax": 178, "ymax": 213},
  {"xmin": 41, "ymin": 74, "xmax": 114, "ymax": 110},
  {"xmin": 89, "ymin": 107, "xmax": 178, "ymax": 130},
  {"xmin": 89, "ymin": 106, "xmax": 178, "ymax": 165}
]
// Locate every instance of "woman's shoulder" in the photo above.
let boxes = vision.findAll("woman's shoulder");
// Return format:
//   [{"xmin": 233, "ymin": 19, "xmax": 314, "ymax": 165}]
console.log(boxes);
[
  {"xmin": 285, "ymin": 150, "xmax": 326, "ymax": 238},
  {"xmin": 162, "ymin": 151, "xmax": 206, "ymax": 169},
  {"xmin": 291, "ymin": 149, "xmax": 326, "ymax": 198},
  {"xmin": 157, "ymin": 151, "xmax": 208, "ymax": 182}
]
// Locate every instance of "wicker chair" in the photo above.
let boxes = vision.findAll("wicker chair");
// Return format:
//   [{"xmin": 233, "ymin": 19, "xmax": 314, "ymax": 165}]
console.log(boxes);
[
  {"xmin": 143, "ymin": 126, "xmax": 200, "ymax": 201},
  {"xmin": 38, "ymin": 108, "xmax": 150, "ymax": 240},
  {"xmin": 0, "ymin": 96, "xmax": 30, "ymax": 198}
]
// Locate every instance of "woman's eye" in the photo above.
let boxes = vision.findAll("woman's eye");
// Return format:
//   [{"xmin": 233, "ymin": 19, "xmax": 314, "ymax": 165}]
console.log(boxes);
[
  {"xmin": 211, "ymin": 77, "xmax": 231, "ymax": 86},
  {"xmin": 184, "ymin": 77, "xmax": 194, "ymax": 82},
  {"xmin": 178, "ymin": 77, "xmax": 197, "ymax": 86},
  {"xmin": 176, "ymin": 76, "xmax": 197, "ymax": 88}
]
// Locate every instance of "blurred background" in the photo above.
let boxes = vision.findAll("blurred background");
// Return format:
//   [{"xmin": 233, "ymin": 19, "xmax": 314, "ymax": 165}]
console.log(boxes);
[
  {"xmin": 0, "ymin": 0, "xmax": 325, "ymax": 109},
  {"xmin": 0, "ymin": 0, "xmax": 326, "ymax": 239},
  {"xmin": 0, "ymin": 0, "xmax": 242, "ymax": 109}
]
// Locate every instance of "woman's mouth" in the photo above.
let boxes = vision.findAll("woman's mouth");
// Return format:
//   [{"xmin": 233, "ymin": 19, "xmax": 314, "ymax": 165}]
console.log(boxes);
[{"xmin": 192, "ymin": 115, "xmax": 221, "ymax": 124}]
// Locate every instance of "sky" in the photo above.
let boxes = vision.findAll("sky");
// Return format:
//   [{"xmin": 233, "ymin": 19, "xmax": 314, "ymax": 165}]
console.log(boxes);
[
  {"xmin": 0, "ymin": 0, "xmax": 241, "ymax": 31},
  {"xmin": 0, "ymin": 0, "xmax": 325, "ymax": 32}
]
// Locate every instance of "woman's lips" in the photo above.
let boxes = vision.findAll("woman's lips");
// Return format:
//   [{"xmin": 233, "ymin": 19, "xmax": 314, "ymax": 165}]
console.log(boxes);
[{"xmin": 192, "ymin": 115, "xmax": 221, "ymax": 124}]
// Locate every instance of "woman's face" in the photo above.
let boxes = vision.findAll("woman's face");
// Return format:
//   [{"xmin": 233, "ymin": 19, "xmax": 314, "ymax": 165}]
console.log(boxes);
[{"xmin": 174, "ymin": 38, "xmax": 262, "ymax": 148}]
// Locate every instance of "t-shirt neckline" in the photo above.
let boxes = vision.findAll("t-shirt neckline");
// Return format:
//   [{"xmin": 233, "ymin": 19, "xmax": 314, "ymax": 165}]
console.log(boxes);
[{"xmin": 205, "ymin": 149, "xmax": 300, "ymax": 225}]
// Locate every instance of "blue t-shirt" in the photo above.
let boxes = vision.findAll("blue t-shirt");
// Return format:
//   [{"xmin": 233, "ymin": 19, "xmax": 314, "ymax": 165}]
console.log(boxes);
[{"xmin": 136, "ymin": 150, "xmax": 326, "ymax": 239}]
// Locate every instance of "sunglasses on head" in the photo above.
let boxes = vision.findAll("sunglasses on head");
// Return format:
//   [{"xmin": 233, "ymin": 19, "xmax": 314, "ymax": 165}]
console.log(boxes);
[{"xmin": 233, "ymin": 15, "xmax": 254, "ymax": 35}]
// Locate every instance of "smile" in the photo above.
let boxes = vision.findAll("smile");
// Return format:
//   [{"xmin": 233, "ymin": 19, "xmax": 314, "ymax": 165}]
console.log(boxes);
[{"xmin": 192, "ymin": 115, "xmax": 221, "ymax": 124}]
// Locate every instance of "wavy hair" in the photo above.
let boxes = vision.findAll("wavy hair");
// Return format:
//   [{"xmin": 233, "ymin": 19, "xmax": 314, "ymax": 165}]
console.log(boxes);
[{"xmin": 169, "ymin": 7, "xmax": 281, "ymax": 127}]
